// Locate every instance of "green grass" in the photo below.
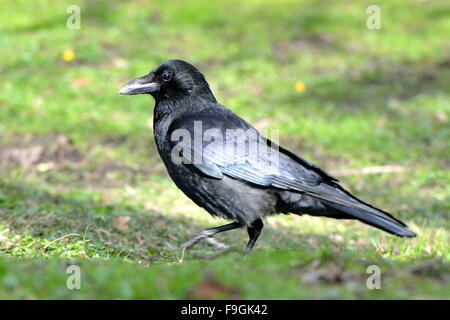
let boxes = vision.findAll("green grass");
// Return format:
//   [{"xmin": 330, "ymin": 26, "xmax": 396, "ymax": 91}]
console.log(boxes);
[{"xmin": 0, "ymin": 0, "xmax": 449, "ymax": 299}]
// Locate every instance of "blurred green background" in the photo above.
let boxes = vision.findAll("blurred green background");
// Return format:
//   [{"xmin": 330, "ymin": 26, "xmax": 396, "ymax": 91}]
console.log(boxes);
[{"xmin": 0, "ymin": 0, "xmax": 448, "ymax": 299}]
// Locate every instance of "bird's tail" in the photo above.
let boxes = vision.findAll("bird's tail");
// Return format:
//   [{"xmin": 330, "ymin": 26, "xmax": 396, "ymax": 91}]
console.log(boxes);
[
  {"xmin": 321, "ymin": 199, "xmax": 416, "ymax": 237},
  {"xmin": 312, "ymin": 183, "xmax": 416, "ymax": 238}
]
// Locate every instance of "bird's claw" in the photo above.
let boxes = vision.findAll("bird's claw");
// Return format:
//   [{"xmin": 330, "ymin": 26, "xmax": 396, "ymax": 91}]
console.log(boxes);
[{"xmin": 181, "ymin": 233, "xmax": 228, "ymax": 250}]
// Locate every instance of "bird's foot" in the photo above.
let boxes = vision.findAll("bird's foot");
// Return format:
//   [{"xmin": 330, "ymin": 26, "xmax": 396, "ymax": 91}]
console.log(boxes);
[
  {"xmin": 182, "ymin": 222, "xmax": 240, "ymax": 251},
  {"xmin": 205, "ymin": 237, "xmax": 229, "ymax": 250},
  {"xmin": 181, "ymin": 228, "xmax": 217, "ymax": 249},
  {"xmin": 182, "ymin": 231, "xmax": 229, "ymax": 251}
]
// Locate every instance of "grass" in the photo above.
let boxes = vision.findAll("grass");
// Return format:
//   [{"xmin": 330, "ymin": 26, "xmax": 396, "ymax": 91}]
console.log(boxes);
[{"xmin": 0, "ymin": 0, "xmax": 449, "ymax": 299}]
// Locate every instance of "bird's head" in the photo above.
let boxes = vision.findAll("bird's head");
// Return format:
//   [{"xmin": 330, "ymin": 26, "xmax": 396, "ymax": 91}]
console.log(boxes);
[{"xmin": 119, "ymin": 59, "xmax": 215, "ymax": 102}]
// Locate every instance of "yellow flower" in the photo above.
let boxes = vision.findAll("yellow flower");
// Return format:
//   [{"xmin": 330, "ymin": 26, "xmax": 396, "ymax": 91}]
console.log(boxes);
[
  {"xmin": 294, "ymin": 81, "xmax": 306, "ymax": 93},
  {"xmin": 62, "ymin": 49, "xmax": 75, "ymax": 61}
]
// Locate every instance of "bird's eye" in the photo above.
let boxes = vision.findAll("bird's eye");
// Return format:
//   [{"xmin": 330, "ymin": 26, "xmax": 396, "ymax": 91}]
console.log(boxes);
[{"xmin": 162, "ymin": 73, "xmax": 172, "ymax": 81}]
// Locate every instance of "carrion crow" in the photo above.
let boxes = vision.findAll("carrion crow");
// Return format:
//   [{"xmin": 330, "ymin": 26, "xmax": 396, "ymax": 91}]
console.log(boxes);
[{"xmin": 119, "ymin": 59, "xmax": 415, "ymax": 253}]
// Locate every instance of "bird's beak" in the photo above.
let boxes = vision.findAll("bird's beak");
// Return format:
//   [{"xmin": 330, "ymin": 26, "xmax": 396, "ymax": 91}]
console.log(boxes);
[{"xmin": 119, "ymin": 73, "xmax": 160, "ymax": 95}]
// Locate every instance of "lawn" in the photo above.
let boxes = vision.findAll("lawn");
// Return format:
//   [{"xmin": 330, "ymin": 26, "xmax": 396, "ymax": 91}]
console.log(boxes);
[{"xmin": 0, "ymin": 0, "xmax": 448, "ymax": 299}]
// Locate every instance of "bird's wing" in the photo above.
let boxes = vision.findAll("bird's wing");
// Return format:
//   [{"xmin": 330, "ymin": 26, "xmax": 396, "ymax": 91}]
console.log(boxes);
[{"xmin": 168, "ymin": 106, "xmax": 333, "ymax": 190}]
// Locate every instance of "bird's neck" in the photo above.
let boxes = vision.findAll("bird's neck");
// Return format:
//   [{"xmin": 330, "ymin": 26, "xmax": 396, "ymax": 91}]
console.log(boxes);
[{"xmin": 153, "ymin": 95, "xmax": 216, "ymax": 126}]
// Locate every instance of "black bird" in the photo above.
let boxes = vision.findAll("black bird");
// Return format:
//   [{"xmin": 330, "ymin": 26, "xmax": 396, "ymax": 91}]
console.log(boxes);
[{"xmin": 119, "ymin": 59, "xmax": 415, "ymax": 252}]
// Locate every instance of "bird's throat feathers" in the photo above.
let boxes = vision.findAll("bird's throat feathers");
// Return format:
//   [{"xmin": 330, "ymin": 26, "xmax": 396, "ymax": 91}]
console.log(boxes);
[{"xmin": 153, "ymin": 94, "xmax": 217, "ymax": 126}]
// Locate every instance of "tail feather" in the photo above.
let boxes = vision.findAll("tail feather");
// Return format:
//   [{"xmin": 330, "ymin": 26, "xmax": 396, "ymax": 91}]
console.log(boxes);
[
  {"xmin": 308, "ymin": 183, "xmax": 416, "ymax": 238},
  {"xmin": 321, "ymin": 199, "xmax": 416, "ymax": 237}
]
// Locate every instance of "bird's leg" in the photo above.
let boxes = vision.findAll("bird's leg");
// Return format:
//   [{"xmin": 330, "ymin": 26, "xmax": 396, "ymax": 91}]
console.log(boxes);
[
  {"xmin": 182, "ymin": 222, "xmax": 242, "ymax": 249},
  {"xmin": 245, "ymin": 219, "xmax": 264, "ymax": 254}
]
